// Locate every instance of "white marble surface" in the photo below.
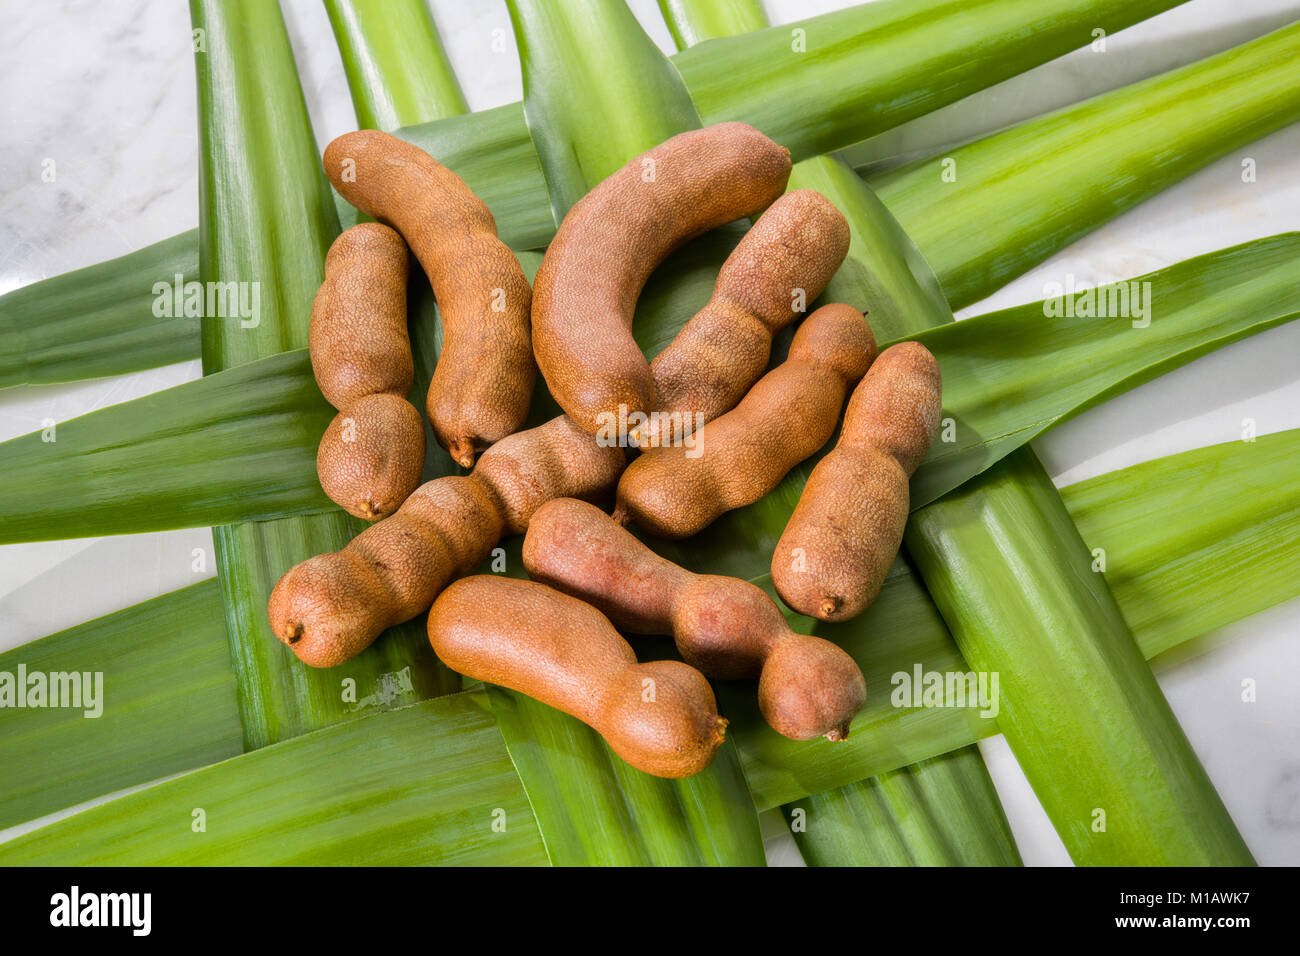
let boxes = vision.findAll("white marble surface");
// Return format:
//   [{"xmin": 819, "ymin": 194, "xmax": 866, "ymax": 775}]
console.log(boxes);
[{"xmin": 1, "ymin": 0, "xmax": 1297, "ymax": 866}]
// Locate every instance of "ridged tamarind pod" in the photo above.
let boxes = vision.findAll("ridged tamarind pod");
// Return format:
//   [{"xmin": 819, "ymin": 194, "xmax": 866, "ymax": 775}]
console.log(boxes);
[
  {"xmin": 531, "ymin": 122, "xmax": 792, "ymax": 436},
  {"xmin": 268, "ymin": 415, "xmax": 625, "ymax": 667},
  {"xmin": 310, "ymin": 223, "xmax": 424, "ymax": 520},
  {"xmin": 524, "ymin": 498, "xmax": 866, "ymax": 741},
  {"xmin": 773, "ymin": 342, "xmax": 941, "ymax": 622}
]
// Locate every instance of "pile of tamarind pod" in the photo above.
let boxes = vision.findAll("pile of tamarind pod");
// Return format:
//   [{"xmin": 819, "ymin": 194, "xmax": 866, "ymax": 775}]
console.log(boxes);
[
  {"xmin": 531, "ymin": 122, "xmax": 795, "ymax": 437},
  {"xmin": 273, "ymin": 120, "xmax": 945, "ymax": 779},
  {"xmin": 324, "ymin": 130, "xmax": 535, "ymax": 469}
]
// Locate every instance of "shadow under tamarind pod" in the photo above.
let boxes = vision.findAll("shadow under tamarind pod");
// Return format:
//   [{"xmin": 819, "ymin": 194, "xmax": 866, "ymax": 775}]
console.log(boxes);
[
  {"xmin": 531, "ymin": 122, "xmax": 792, "ymax": 436},
  {"xmin": 429, "ymin": 576, "xmax": 727, "ymax": 779},
  {"xmin": 324, "ymin": 130, "xmax": 535, "ymax": 468},
  {"xmin": 268, "ymin": 415, "xmax": 625, "ymax": 668},
  {"xmin": 523, "ymin": 497, "xmax": 866, "ymax": 741},
  {"xmin": 615, "ymin": 302, "xmax": 877, "ymax": 538},
  {"xmin": 774, "ymin": 342, "xmax": 942, "ymax": 622},
  {"xmin": 311, "ymin": 223, "xmax": 425, "ymax": 521}
]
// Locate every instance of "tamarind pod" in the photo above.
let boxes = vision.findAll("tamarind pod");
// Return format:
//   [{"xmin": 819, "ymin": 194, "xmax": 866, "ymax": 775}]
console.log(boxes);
[
  {"xmin": 614, "ymin": 303, "xmax": 876, "ymax": 539},
  {"xmin": 269, "ymin": 477, "xmax": 501, "ymax": 668},
  {"xmin": 429, "ymin": 576, "xmax": 727, "ymax": 778},
  {"xmin": 309, "ymin": 224, "xmax": 424, "ymax": 520},
  {"xmin": 308, "ymin": 223, "xmax": 413, "ymax": 407},
  {"xmin": 317, "ymin": 394, "xmax": 426, "ymax": 521},
  {"xmin": 322, "ymin": 130, "xmax": 535, "ymax": 467},
  {"xmin": 531, "ymin": 122, "xmax": 792, "ymax": 436},
  {"xmin": 639, "ymin": 189, "xmax": 850, "ymax": 447},
  {"xmin": 773, "ymin": 342, "xmax": 942, "ymax": 622},
  {"xmin": 524, "ymin": 498, "xmax": 865, "ymax": 741},
  {"xmin": 268, "ymin": 415, "xmax": 626, "ymax": 668}
]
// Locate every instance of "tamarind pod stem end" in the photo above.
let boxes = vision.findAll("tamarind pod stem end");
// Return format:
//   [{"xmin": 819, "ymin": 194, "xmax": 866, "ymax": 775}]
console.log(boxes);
[
  {"xmin": 448, "ymin": 438, "xmax": 477, "ymax": 470},
  {"xmin": 610, "ymin": 505, "xmax": 631, "ymax": 527},
  {"xmin": 819, "ymin": 597, "xmax": 841, "ymax": 620},
  {"xmin": 712, "ymin": 716, "xmax": 729, "ymax": 745}
]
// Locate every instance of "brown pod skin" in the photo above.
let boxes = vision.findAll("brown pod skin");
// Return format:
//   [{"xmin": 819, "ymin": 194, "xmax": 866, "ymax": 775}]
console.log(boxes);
[
  {"xmin": 310, "ymin": 224, "xmax": 424, "ymax": 520},
  {"xmin": 640, "ymin": 190, "xmax": 850, "ymax": 447},
  {"xmin": 317, "ymin": 394, "xmax": 427, "ymax": 521},
  {"xmin": 614, "ymin": 303, "xmax": 877, "ymax": 539},
  {"xmin": 268, "ymin": 415, "xmax": 625, "ymax": 668},
  {"xmin": 524, "ymin": 498, "xmax": 866, "ymax": 741},
  {"xmin": 532, "ymin": 122, "xmax": 792, "ymax": 436},
  {"xmin": 323, "ymin": 130, "xmax": 535, "ymax": 467},
  {"xmin": 309, "ymin": 223, "xmax": 412, "ymax": 407},
  {"xmin": 773, "ymin": 342, "xmax": 942, "ymax": 622},
  {"xmin": 429, "ymin": 576, "xmax": 727, "ymax": 778}
]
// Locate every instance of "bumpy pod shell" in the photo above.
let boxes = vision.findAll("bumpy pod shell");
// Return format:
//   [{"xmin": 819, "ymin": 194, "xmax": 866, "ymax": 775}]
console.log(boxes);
[
  {"xmin": 317, "ymin": 394, "xmax": 426, "ymax": 521},
  {"xmin": 773, "ymin": 342, "xmax": 942, "ymax": 622},
  {"xmin": 615, "ymin": 303, "xmax": 877, "ymax": 539},
  {"xmin": 309, "ymin": 224, "xmax": 423, "ymax": 519}
]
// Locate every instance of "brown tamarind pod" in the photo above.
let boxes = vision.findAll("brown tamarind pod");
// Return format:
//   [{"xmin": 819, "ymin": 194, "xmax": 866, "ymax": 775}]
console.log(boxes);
[
  {"xmin": 316, "ymin": 394, "xmax": 427, "ymax": 521},
  {"xmin": 614, "ymin": 303, "xmax": 877, "ymax": 539},
  {"xmin": 268, "ymin": 415, "xmax": 625, "ymax": 668},
  {"xmin": 309, "ymin": 223, "xmax": 424, "ymax": 520},
  {"xmin": 638, "ymin": 189, "xmax": 850, "ymax": 448},
  {"xmin": 531, "ymin": 122, "xmax": 792, "ymax": 436},
  {"xmin": 773, "ymin": 342, "xmax": 942, "ymax": 622},
  {"xmin": 323, "ymin": 130, "xmax": 535, "ymax": 467},
  {"xmin": 428, "ymin": 576, "xmax": 727, "ymax": 778},
  {"xmin": 524, "ymin": 498, "xmax": 866, "ymax": 741}
]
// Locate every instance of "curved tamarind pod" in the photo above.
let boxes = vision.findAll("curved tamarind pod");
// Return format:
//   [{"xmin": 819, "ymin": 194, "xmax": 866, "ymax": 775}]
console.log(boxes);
[
  {"xmin": 614, "ymin": 303, "xmax": 876, "ymax": 539},
  {"xmin": 323, "ymin": 130, "xmax": 535, "ymax": 467},
  {"xmin": 524, "ymin": 498, "xmax": 866, "ymax": 741},
  {"xmin": 429, "ymin": 576, "xmax": 727, "ymax": 778},
  {"xmin": 638, "ymin": 190, "xmax": 850, "ymax": 448},
  {"xmin": 773, "ymin": 342, "xmax": 941, "ymax": 622},
  {"xmin": 531, "ymin": 122, "xmax": 792, "ymax": 436},
  {"xmin": 310, "ymin": 224, "xmax": 424, "ymax": 519},
  {"xmin": 268, "ymin": 415, "xmax": 625, "ymax": 668}
]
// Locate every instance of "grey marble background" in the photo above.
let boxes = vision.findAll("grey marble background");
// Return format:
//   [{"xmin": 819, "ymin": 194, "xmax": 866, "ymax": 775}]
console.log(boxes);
[{"xmin": 1, "ymin": 0, "xmax": 1298, "ymax": 865}]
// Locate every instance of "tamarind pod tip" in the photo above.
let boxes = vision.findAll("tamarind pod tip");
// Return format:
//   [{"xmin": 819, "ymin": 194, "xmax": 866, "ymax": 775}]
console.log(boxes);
[
  {"xmin": 611, "ymin": 505, "xmax": 631, "ymax": 527},
  {"xmin": 819, "ymin": 597, "xmax": 841, "ymax": 620},
  {"xmin": 824, "ymin": 721, "xmax": 852, "ymax": 743}
]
